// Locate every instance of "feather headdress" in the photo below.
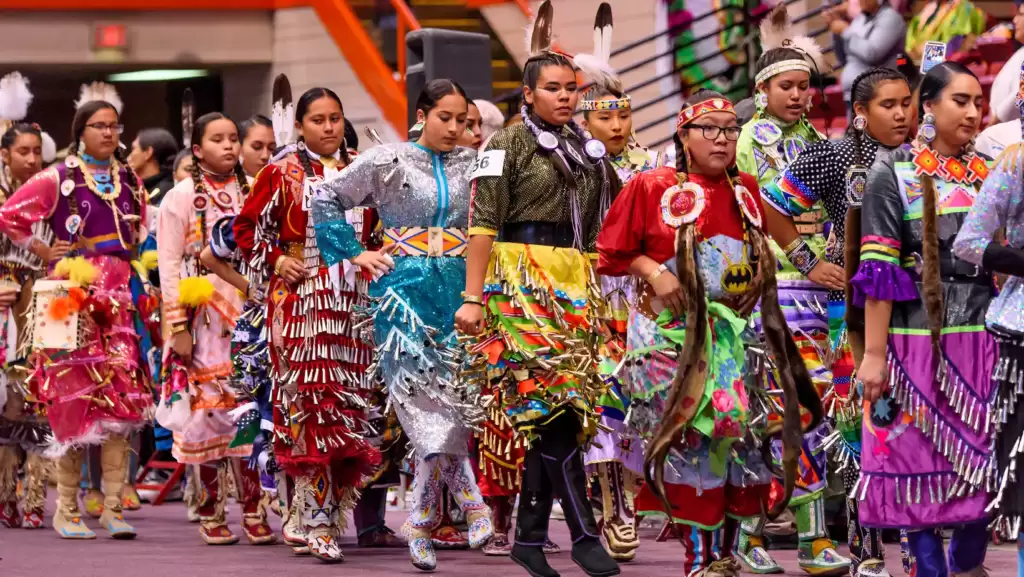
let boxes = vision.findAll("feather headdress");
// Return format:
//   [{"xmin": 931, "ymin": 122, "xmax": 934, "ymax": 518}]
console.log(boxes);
[
  {"xmin": 525, "ymin": 0, "xmax": 555, "ymax": 57},
  {"xmin": 755, "ymin": 4, "xmax": 830, "ymax": 85},
  {"xmin": 271, "ymin": 74, "xmax": 295, "ymax": 148},
  {"xmin": 75, "ymin": 81, "xmax": 123, "ymax": 114},
  {"xmin": 0, "ymin": 72, "xmax": 33, "ymax": 124},
  {"xmin": 575, "ymin": 3, "xmax": 631, "ymax": 111},
  {"xmin": 181, "ymin": 88, "xmax": 195, "ymax": 149}
]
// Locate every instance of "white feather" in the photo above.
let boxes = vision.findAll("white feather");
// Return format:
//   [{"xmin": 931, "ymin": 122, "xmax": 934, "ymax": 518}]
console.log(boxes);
[
  {"xmin": 75, "ymin": 82, "xmax": 123, "ymax": 114},
  {"xmin": 271, "ymin": 100, "xmax": 295, "ymax": 147},
  {"xmin": 0, "ymin": 72, "xmax": 32, "ymax": 122},
  {"xmin": 40, "ymin": 132, "xmax": 57, "ymax": 164},
  {"xmin": 789, "ymin": 35, "xmax": 831, "ymax": 75},
  {"xmin": 593, "ymin": 27, "xmax": 603, "ymax": 63},
  {"xmin": 600, "ymin": 23, "xmax": 612, "ymax": 63},
  {"xmin": 574, "ymin": 52, "xmax": 622, "ymax": 93}
]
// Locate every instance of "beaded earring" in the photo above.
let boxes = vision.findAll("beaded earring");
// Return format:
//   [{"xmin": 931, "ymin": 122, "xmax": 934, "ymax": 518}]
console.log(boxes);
[
  {"xmin": 918, "ymin": 112, "xmax": 936, "ymax": 144},
  {"xmin": 755, "ymin": 92, "xmax": 768, "ymax": 111},
  {"xmin": 77, "ymin": 139, "xmax": 86, "ymax": 157},
  {"xmin": 853, "ymin": 115, "xmax": 867, "ymax": 131}
]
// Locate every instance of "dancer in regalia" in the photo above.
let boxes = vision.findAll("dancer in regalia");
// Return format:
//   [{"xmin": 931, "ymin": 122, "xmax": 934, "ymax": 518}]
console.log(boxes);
[
  {"xmin": 574, "ymin": 3, "xmax": 661, "ymax": 562},
  {"xmin": 854, "ymin": 61, "xmax": 993, "ymax": 577},
  {"xmin": 313, "ymin": 78, "xmax": 493, "ymax": 572},
  {"xmin": 954, "ymin": 104, "xmax": 1024, "ymax": 577},
  {"xmin": 598, "ymin": 89, "xmax": 821, "ymax": 577},
  {"xmin": 454, "ymin": 3, "xmax": 621, "ymax": 576},
  {"xmin": 763, "ymin": 67, "xmax": 913, "ymax": 577},
  {"xmin": 157, "ymin": 109, "xmax": 271, "ymax": 546},
  {"xmin": 0, "ymin": 99, "xmax": 153, "ymax": 540},
  {"xmin": 0, "ymin": 72, "xmax": 54, "ymax": 530},
  {"xmin": 234, "ymin": 86, "xmax": 380, "ymax": 563},
  {"xmin": 734, "ymin": 7, "xmax": 848, "ymax": 574}
]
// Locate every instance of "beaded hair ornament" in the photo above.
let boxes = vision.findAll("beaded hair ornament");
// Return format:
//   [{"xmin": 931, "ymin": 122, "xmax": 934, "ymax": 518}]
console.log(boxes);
[
  {"xmin": 754, "ymin": 5, "xmax": 829, "ymax": 86},
  {"xmin": 676, "ymin": 98, "xmax": 735, "ymax": 128}
]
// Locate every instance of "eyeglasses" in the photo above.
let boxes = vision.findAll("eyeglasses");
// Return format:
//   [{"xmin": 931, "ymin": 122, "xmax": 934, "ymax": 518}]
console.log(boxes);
[
  {"xmin": 684, "ymin": 124, "xmax": 741, "ymax": 141},
  {"xmin": 85, "ymin": 123, "xmax": 124, "ymax": 134}
]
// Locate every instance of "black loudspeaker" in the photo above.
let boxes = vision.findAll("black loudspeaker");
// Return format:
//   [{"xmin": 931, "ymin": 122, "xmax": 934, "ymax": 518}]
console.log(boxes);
[{"xmin": 405, "ymin": 29, "xmax": 493, "ymax": 129}]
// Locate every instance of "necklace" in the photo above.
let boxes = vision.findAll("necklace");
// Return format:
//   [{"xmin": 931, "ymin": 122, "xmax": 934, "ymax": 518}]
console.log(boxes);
[
  {"xmin": 80, "ymin": 152, "xmax": 111, "ymax": 167},
  {"xmin": 80, "ymin": 158, "xmax": 122, "ymax": 202}
]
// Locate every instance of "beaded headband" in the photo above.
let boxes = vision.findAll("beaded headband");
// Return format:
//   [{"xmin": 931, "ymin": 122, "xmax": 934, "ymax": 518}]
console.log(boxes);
[
  {"xmin": 676, "ymin": 98, "xmax": 735, "ymax": 128},
  {"xmin": 755, "ymin": 60, "xmax": 812, "ymax": 86},
  {"xmin": 579, "ymin": 95, "xmax": 631, "ymax": 111}
]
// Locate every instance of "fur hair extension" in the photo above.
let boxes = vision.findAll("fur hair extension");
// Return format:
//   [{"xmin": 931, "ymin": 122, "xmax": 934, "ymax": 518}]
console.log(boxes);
[
  {"xmin": 749, "ymin": 226, "xmax": 823, "ymax": 519},
  {"xmin": 0, "ymin": 72, "xmax": 32, "ymax": 123},
  {"xmin": 920, "ymin": 173, "xmax": 944, "ymax": 352},
  {"xmin": 75, "ymin": 82, "xmax": 123, "ymax": 114},
  {"xmin": 40, "ymin": 131, "xmax": 57, "ymax": 164},
  {"xmin": 181, "ymin": 88, "xmax": 195, "ymax": 149},
  {"xmin": 526, "ymin": 0, "xmax": 555, "ymax": 56},
  {"xmin": 644, "ymin": 223, "xmax": 708, "ymax": 525}
]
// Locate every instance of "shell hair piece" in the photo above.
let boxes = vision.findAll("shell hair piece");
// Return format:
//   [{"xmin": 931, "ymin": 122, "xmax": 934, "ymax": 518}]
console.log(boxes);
[
  {"xmin": 75, "ymin": 81, "xmax": 123, "ymax": 114},
  {"xmin": 0, "ymin": 72, "xmax": 33, "ymax": 123},
  {"xmin": 756, "ymin": 3, "xmax": 830, "ymax": 84}
]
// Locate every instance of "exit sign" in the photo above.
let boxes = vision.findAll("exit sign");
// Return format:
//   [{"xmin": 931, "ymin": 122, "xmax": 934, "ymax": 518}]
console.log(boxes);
[{"xmin": 93, "ymin": 24, "xmax": 128, "ymax": 50}]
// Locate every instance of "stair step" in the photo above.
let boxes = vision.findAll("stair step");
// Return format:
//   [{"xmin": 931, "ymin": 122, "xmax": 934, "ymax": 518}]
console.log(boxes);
[
  {"xmin": 417, "ymin": 18, "xmax": 482, "ymax": 29},
  {"xmin": 492, "ymin": 80, "xmax": 521, "ymax": 91}
]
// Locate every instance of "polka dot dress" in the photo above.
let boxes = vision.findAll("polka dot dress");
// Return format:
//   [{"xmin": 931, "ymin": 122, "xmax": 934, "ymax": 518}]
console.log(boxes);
[{"xmin": 774, "ymin": 134, "xmax": 890, "ymax": 302}]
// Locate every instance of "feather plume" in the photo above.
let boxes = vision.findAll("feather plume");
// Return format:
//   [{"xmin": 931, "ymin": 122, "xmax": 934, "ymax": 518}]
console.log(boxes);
[
  {"xmin": 40, "ymin": 132, "xmax": 56, "ymax": 164},
  {"xmin": 181, "ymin": 88, "xmax": 195, "ymax": 149},
  {"xmin": 75, "ymin": 82, "xmax": 122, "ymax": 114},
  {"xmin": 573, "ymin": 53, "xmax": 622, "ymax": 94},
  {"xmin": 594, "ymin": 2, "xmax": 613, "ymax": 63},
  {"xmin": 788, "ymin": 35, "xmax": 831, "ymax": 75},
  {"xmin": 525, "ymin": 0, "xmax": 554, "ymax": 56},
  {"xmin": 0, "ymin": 72, "xmax": 32, "ymax": 123},
  {"xmin": 271, "ymin": 74, "xmax": 295, "ymax": 147},
  {"xmin": 759, "ymin": 3, "xmax": 790, "ymax": 51}
]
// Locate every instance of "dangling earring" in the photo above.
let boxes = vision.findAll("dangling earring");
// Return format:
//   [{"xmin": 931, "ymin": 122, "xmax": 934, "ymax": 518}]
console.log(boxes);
[
  {"xmin": 853, "ymin": 115, "xmax": 867, "ymax": 131},
  {"xmin": 411, "ymin": 121, "xmax": 425, "ymax": 133},
  {"xmin": 77, "ymin": 139, "xmax": 86, "ymax": 157},
  {"xmin": 805, "ymin": 98, "xmax": 813, "ymax": 113},
  {"xmin": 755, "ymin": 92, "xmax": 768, "ymax": 112},
  {"xmin": 918, "ymin": 113, "xmax": 936, "ymax": 144},
  {"xmin": 3, "ymin": 165, "xmax": 12, "ymax": 188}
]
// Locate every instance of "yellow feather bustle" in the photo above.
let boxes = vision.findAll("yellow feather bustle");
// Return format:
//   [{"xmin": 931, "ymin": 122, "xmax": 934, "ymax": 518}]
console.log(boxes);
[
  {"xmin": 178, "ymin": 277, "xmax": 215, "ymax": 307},
  {"xmin": 53, "ymin": 256, "xmax": 98, "ymax": 286},
  {"xmin": 140, "ymin": 250, "xmax": 159, "ymax": 271}
]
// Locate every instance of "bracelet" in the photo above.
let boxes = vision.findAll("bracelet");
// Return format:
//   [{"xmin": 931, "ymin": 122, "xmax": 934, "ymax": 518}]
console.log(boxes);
[
  {"xmin": 461, "ymin": 292, "xmax": 484, "ymax": 306},
  {"xmin": 169, "ymin": 323, "xmax": 189, "ymax": 336},
  {"xmin": 273, "ymin": 255, "xmax": 286, "ymax": 276},
  {"xmin": 646, "ymin": 264, "xmax": 668, "ymax": 285},
  {"xmin": 783, "ymin": 238, "xmax": 820, "ymax": 276}
]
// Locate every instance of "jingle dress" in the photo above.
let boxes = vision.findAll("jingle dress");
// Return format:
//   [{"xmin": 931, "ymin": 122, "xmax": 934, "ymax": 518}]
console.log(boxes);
[
  {"xmin": 953, "ymin": 142, "xmax": 1024, "ymax": 536},
  {"xmin": 597, "ymin": 167, "xmax": 772, "ymax": 572},
  {"xmin": 763, "ymin": 134, "xmax": 894, "ymax": 569},
  {"xmin": 851, "ymin": 145, "xmax": 993, "ymax": 573},
  {"xmin": 234, "ymin": 149, "xmax": 379, "ymax": 559},
  {"xmin": 313, "ymin": 142, "xmax": 491, "ymax": 563}
]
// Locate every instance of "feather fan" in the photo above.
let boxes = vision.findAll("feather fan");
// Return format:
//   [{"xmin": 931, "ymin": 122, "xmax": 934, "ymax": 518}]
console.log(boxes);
[
  {"xmin": 271, "ymin": 74, "xmax": 295, "ymax": 148},
  {"xmin": 525, "ymin": 0, "xmax": 555, "ymax": 56},
  {"xmin": 75, "ymin": 82, "xmax": 123, "ymax": 114},
  {"xmin": 0, "ymin": 72, "xmax": 32, "ymax": 123},
  {"xmin": 181, "ymin": 88, "xmax": 195, "ymax": 149}
]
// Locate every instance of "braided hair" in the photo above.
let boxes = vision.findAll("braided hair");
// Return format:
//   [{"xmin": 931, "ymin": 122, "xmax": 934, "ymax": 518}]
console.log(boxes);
[
  {"xmin": 189, "ymin": 112, "xmax": 248, "ymax": 274},
  {"xmin": 844, "ymin": 67, "xmax": 910, "ymax": 336},
  {"xmin": 295, "ymin": 87, "xmax": 351, "ymax": 179}
]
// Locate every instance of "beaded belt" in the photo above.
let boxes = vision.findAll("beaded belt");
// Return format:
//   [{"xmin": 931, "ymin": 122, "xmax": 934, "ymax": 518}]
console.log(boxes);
[{"xmin": 382, "ymin": 227, "xmax": 468, "ymax": 257}]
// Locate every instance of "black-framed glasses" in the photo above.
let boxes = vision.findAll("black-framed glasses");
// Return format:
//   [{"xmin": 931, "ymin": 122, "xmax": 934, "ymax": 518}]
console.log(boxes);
[
  {"xmin": 684, "ymin": 124, "xmax": 741, "ymax": 141},
  {"xmin": 85, "ymin": 123, "xmax": 124, "ymax": 134}
]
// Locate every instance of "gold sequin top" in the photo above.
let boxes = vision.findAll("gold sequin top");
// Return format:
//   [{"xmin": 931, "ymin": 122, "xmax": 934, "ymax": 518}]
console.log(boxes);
[{"xmin": 469, "ymin": 123, "xmax": 607, "ymax": 251}]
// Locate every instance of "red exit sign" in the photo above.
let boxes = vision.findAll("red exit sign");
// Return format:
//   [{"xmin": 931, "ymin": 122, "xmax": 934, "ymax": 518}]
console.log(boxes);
[{"xmin": 93, "ymin": 24, "xmax": 128, "ymax": 50}]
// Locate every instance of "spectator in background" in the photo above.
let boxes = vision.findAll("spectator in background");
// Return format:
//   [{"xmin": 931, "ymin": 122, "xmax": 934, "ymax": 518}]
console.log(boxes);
[
  {"xmin": 460, "ymin": 101, "xmax": 483, "ymax": 148},
  {"xmin": 989, "ymin": 1, "xmax": 1024, "ymax": 124},
  {"xmin": 173, "ymin": 149, "xmax": 193, "ymax": 184},
  {"xmin": 827, "ymin": 0, "xmax": 907, "ymax": 109}
]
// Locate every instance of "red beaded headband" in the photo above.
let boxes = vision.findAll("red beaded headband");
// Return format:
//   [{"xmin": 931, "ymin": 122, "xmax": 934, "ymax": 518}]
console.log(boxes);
[{"xmin": 676, "ymin": 98, "xmax": 735, "ymax": 129}]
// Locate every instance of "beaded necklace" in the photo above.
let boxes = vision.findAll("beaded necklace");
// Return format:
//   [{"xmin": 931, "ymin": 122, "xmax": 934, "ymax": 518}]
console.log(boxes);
[{"xmin": 61, "ymin": 155, "xmax": 141, "ymax": 252}]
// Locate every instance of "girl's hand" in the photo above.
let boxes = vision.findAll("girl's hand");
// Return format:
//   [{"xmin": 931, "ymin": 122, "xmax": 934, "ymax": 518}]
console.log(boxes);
[
  {"xmin": 351, "ymin": 245, "xmax": 398, "ymax": 279},
  {"xmin": 171, "ymin": 330, "xmax": 193, "ymax": 365},
  {"xmin": 0, "ymin": 286, "xmax": 18, "ymax": 309},
  {"xmin": 651, "ymin": 272, "xmax": 685, "ymax": 317},
  {"xmin": 859, "ymin": 351, "xmax": 889, "ymax": 404},
  {"xmin": 455, "ymin": 302, "xmax": 485, "ymax": 335},
  {"xmin": 276, "ymin": 256, "xmax": 306, "ymax": 284}
]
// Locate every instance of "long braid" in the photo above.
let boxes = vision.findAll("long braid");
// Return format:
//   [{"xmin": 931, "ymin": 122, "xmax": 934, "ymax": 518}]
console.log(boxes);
[
  {"xmin": 920, "ymin": 172, "xmax": 944, "ymax": 352},
  {"xmin": 296, "ymin": 137, "xmax": 317, "ymax": 180}
]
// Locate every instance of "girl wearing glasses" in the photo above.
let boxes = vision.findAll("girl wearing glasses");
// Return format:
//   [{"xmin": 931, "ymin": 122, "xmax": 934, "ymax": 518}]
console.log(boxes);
[
  {"xmin": 763, "ymin": 67, "xmax": 913, "ymax": 577},
  {"xmin": 733, "ymin": 7, "xmax": 848, "ymax": 574},
  {"xmin": 597, "ymin": 89, "xmax": 820, "ymax": 577},
  {"xmin": 0, "ymin": 99, "xmax": 153, "ymax": 541}
]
